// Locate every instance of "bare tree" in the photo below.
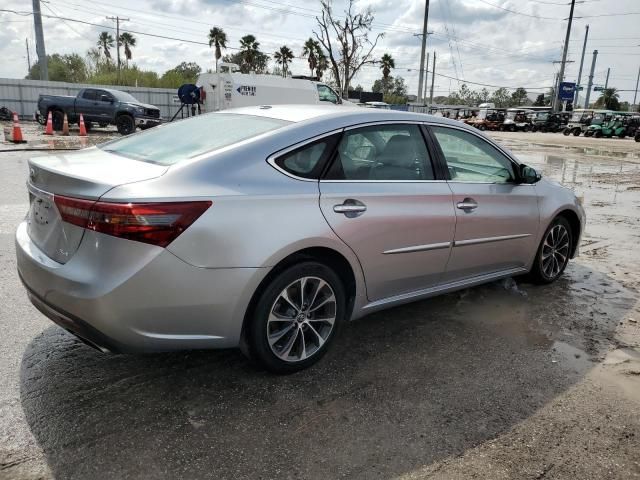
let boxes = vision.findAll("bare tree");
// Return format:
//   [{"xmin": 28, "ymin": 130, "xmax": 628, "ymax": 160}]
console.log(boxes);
[{"xmin": 313, "ymin": 0, "xmax": 382, "ymax": 97}]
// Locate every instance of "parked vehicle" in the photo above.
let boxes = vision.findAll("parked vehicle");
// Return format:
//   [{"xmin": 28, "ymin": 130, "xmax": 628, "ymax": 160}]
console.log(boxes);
[
  {"xmin": 635, "ymin": 127, "xmax": 640, "ymax": 142},
  {"xmin": 364, "ymin": 101, "xmax": 391, "ymax": 109},
  {"xmin": 197, "ymin": 63, "xmax": 345, "ymax": 112},
  {"xmin": 583, "ymin": 111, "xmax": 616, "ymax": 137},
  {"xmin": 0, "ymin": 106, "xmax": 12, "ymax": 121},
  {"xmin": 531, "ymin": 112, "xmax": 564, "ymax": 132},
  {"xmin": 586, "ymin": 115, "xmax": 629, "ymax": 138},
  {"xmin": 501, "ymin": 108, "xmax": 533, "ymax": 132},
  {"xmin": 36, "ymin": 88, "xmax": 161, "ymax": 135},
  {"xmin": 622, "ymin": 115, "xmax": 640, "ymax": 137},
  {"xmin": 563, "ymin": 109, "xmax": 612, "ymax": 136},
  {"xmin": 16, "ymin": 105, "xmax": 585, "ymax": 373},
  {"xmin": 467, "ymin": 108, "xmax": 506, "ymax": 131}
]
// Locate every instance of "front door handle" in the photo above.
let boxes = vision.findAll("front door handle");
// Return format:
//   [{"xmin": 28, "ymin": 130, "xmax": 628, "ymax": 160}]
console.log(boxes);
[
  {"xmin": 333, "ymin": 199, "xmax": 367, "ymax": 218},
  {"xmin": 456, "ymin": 198, "xmax": 478, "ymax": 211}
]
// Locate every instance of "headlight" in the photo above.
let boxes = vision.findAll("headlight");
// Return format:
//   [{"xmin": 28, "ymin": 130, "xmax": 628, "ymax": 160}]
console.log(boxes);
[{"xmin": 135, "ymin": 106, "xmax": 145, "ymax": 114}]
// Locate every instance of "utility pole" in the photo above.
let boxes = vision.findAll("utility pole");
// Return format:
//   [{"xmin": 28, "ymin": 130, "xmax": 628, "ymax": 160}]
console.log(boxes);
[
  {"xmin": 584, "ymin": 49, "xmax": 598, "ymax": 108},
  {"xmin": 574, "ymin": 24, "xmax": 589, "ymax": 106},
  {"xmin": 552, "ymin": 60, "xmax": 574, "ymax": 111},
  {"xmin": 106, "ymin": 16, "xmax": 129, "ymax": 84},
  {"xmin": 429, "ymin": 51, "xmax": 436, "ymax": 106},
  {"xmin": 32, "ymin": 0, "xmax": 48, "ymax": 80},
  {"xmin": 423, "ymin": 53, "xmax": 429, "ymax": 102},
  {"xmin": 633, "ymin": 65, "xmax": 639, "ymax": 111},
  {"xmin": 604, "ymin": 67, "xmax": 610, "ymax": 89},
  {"xmin": 417, "ymin": 0, "xmax": 430, "ymax": 104},
  {"xmin": 25, "ymin": 39, "xmax": 31, "ymax": 74},
  {"xmin": 556, "ymin": 0, "xmax": 576, "ymax": 111}
]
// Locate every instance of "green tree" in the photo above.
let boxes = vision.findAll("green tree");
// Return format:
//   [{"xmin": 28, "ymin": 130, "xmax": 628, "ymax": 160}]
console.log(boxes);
[
  {"xmin": 491, "ymin": 87, "xmax": 510, "ymax": 108},
  {"xmin": 380, "ymin": 53, "xmax": 395, "ymax": 90},
  {"xmin": 533, "ymin": 93, "xmax": 545, "ymax": 106},
  {"xmin": 27, "ymin": 54, "xmax": 89, "ymax": 83},
  {"xmin": 510, "ymin": 87, "xmax": 528, "ymax": 106},
  {"xmin": 479, "ymin": 88, "xmax": 490, "ymax": 103},
  {"xmin": 208, "ymin": 27, "xmax": 227, "ymax": 72},
  {"xmin": 316, "ymin": 49, "xmax": 328, "ymax": 80},
  {"xmin": 97, "ymin": 31, "xmax": 115, "ymax": 62},
  {"xmin": 239, "ymin": 35, "xmax": 260, "ymax": 72},
  {"xmin": 273, "ymin": 45, "xmax": 294, "ymax": 77},
  {"xmin": 596, "ymin": 87, "xmax": 620, "ymax": 110},
  {"xmin": 222, "ymin": 50, "xmax": 269, "ymax": 74},
  {"xmin": 302, "ymin": 38, "xmax": 319, "ymax": 76},
  {"xmin": 118, "ymin": 32, "xmax": 136, "ymax": 68}
]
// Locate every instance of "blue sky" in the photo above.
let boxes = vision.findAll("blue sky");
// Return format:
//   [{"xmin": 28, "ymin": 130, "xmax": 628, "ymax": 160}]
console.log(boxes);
[{"xmin": 1, "ymin": 0, "xmax": 639, "ymax": 103}]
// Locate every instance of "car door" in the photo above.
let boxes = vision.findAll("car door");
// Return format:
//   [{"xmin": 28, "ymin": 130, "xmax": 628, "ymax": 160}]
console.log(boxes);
[
  {"xmin": 93, "ymin": 90, "xmax": 115, "ymax": 122},
  {"xmin": 76, "ymin": 89, "xmax": 98, "ymax": 121},
  {"xmin": 319, "ymin": 123, "xmax": 455, "ymax": 302},
  {"xmin": 428, "ymin": 125, "xmax": 540, "ymax": 282}
]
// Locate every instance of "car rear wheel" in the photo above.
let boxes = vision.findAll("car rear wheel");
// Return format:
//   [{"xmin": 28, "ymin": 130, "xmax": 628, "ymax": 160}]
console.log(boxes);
[
  {"xmin": 52, "ymin": 110, "xmax": 64, "ymax": 131},
  {"xmin": 116, "ymin": 114, "xmax": 135, "ymax": 135},
  {"xmin": 245, "ymin": 262, "xmax": 346, "ymax": 373},
  {"xmin": 523, "ymin": 124, "xmax": 531, "ymax": 132},
  {"xmin": 573, "ymin": 128, "xmax": 581, "ymax": 136},
  {"xmin": 529, "ymin": 217, "xmax": 572, "ymax": 284},
  {"xmin": 478, "ymin": 124, "xmax": 486, "ymax": 131}
]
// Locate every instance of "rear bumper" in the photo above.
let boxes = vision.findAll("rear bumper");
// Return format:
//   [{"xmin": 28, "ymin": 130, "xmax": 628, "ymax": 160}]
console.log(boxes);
[{"xmin": 16, "ymin": 221, "xmax": 268, "ymax": 352}]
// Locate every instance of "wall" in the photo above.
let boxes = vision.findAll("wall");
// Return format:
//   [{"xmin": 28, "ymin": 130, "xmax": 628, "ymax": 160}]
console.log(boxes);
[{"xmin": 0, "ymin": 78, "xmax": 181, "ymax": 120}]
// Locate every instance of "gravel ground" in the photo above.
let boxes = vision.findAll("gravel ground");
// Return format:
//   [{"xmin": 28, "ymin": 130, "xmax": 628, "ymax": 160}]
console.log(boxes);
[{"xmin": 0, "ymin": 132, "xmax": 639, "ymax": 479}]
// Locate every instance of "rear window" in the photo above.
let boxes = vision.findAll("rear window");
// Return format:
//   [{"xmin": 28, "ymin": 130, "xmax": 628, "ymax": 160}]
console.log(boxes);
[{"xmin": 100, "ymin": 113, "xmax": 290, "ymax": 165}]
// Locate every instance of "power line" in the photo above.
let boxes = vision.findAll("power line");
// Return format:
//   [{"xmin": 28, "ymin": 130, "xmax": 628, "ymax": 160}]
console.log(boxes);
[{"xmin": 474, "ymin": 0, "xmax": 562, "ymax": 20}]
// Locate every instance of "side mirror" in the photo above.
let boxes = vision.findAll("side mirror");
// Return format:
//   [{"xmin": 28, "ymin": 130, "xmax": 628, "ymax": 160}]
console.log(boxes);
[{"xmin": 520, "ymin": 164, "xmax": 541, "ymax": 184}]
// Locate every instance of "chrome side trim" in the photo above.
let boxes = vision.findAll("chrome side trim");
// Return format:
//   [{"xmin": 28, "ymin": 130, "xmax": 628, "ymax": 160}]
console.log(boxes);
[
  {"xmin": 383, "ymin": 241, "xmax": 451, "ymax": 255},
  {"xmin": 454, "ymin": 233, "xmax": 531, "ymax": 247},
  {"xmin": 362, "ymin": 266, "xmax": 528, "ymax": 311}
]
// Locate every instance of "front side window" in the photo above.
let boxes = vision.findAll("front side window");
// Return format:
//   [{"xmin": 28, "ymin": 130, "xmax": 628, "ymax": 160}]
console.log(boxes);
[
  {"xmin": 431, "ymin": 126, "xmax": 516, "ymax": 183},
  {"xmin": 274, "ymin": 135, "xmax": 338, "ymax": 179},
  {"xmin": 96, "ymin": 91, "xmax": 113, "ymax": 103},
  {"xmin": 317, "ymin": 85, "xmax": 339, "ymax": 104},
  {"xmin": 326, "ymin": 124, "xmax": 434, "ymax": 181}
]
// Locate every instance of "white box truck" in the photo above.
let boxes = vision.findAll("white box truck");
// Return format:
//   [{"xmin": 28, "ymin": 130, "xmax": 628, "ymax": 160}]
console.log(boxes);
[{"xmin": 196, "ymin": 63, "xmax": 347, "ymax": 112}]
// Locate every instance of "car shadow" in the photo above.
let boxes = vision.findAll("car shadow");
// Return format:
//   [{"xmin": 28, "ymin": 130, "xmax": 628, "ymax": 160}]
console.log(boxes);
[{"xmin": 19, "ymin": 263, "xmax": 636, "ymax": 479}]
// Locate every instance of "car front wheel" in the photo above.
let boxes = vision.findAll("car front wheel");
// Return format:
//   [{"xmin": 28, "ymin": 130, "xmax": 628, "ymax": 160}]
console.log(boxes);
[
  {"xmin": 529, "ymin": 217, "xmax": 573, "ymax": 284},
  {"xmin": 245, "ymin": 262, "xmax": 346, "ymax": 373},
  {"xmin": 116, "ymin": 114, "xmax": 135, "ymax": 135}
]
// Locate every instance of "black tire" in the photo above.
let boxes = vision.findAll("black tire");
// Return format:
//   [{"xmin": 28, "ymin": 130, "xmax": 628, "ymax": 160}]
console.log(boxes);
[
  {"xmin": 563, "ymin": 128, "xmax": 570, "ymax": 136},
  {"xmin": 478, "ymin": 124, "xmax": 486, "ymax": 131},
  {"xmin": 635, "ymin": 134, "xmax": 640, "ymax": 142},
  {"xmin": 116, "ymin": 114, "xmax": 135, "ymax": 135},
  {"xmin": 584, "ymin": 131, "xmax": 593, "ymax": 137},
  {"xmin": 52, "ymin": 110, "xmax": 64, "ymax": 131},
  {"xmin": 618, "ymin": 133, "xmax": 625, "ymax": 139},
  {"xmin": 509, "ymin": 125, "xmax": 516, "ymax": 132},
  {"xmin": 594, "ymin": 130, "xmax": 602, "ymax": 138},
  {"xmin": 523, "ymin": 124, "xmax": 531, "ymax": 132},
  {"xmin": 245, "ymin": 261, "xmax": 346, "ymax": 374},
  {"xmin": 573, "ymin": 128, "xmax": 581, "ymax": 136},
  {"xmin": 529, "ymin": 216, "xmax": 573, "ymax": 285},
  {"xmin": 532, "ymin": 125, "xmax": 539, "ymax": 133}
]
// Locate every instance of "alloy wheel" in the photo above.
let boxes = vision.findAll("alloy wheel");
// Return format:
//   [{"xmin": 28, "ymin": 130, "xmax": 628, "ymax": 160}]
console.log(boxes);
[
  {"xmin": 541, "ymin": 224, "xmax": 570, "ymax": 279},
  {"xmin": 267, "ymin": 276, "xmax": 336, "ymax": 363}
]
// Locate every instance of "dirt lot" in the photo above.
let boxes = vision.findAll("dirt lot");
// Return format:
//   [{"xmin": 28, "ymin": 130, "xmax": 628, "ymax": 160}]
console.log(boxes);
[{"xmin": 0, "ymin": 131, "xmax": 639, "ymax": 479}]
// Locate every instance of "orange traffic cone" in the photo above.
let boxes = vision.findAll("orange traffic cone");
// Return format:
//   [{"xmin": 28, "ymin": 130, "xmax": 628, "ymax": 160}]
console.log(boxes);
[
  {"xmin": 62, "ymin": 113, "xmax": 69, "ymax": 136},
  {"xmin": 78, "ymin": 114, "xmax": 87, "ymax": 136},
  {"xmin": 44, "ymin": 111, "xmax": 53, "ymax": 135},
  {"xmin": 10, "ymin": 112, "xmax": 26, "ymax": 143}
]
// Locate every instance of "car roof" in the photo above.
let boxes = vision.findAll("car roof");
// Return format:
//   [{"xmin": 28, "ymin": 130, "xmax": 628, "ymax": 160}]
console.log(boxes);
[{"xmin": 222, "ymin": 104, "xmax": 466, "ymax": 129}]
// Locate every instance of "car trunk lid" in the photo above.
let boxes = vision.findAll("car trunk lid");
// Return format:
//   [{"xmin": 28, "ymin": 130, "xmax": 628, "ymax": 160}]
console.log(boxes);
[{"xmin": 26, "ymin": 147, "xmax": 167, "ymax": 264}]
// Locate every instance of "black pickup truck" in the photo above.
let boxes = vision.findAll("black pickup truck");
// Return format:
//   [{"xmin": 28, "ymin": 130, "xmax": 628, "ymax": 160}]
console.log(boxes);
[{"xmin": 36, "ymin": 87, "xmax": 161, "ymax": 135}]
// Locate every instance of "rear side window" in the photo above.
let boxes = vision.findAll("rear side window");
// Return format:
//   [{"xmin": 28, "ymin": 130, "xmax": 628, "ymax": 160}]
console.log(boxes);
[
  {"xmin": 100, "ymin": 113, "xmax": 290, "ymax": 166},
  {"xmin": 274, "ymin": 135, "xmax": 339, "ymax": 179}
]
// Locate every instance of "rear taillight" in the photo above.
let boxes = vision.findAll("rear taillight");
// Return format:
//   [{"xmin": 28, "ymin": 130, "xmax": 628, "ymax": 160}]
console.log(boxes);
[{"xmin": 53, "ymin": 195, "xmax": 211, "ymax": 247}]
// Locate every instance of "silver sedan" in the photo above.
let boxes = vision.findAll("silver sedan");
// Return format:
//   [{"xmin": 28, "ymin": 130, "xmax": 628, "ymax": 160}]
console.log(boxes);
[{"xmin": 16, "ymin": 105, "xmax": 585, "ymax": 372}]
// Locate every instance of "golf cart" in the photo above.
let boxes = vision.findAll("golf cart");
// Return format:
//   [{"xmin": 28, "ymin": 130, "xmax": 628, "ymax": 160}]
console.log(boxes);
[
  {"xmin": 531, "ymin": 112, "xmax": 564, "ymax": 132},
  {"xmin": 501, "ymin": 108, "xmax": 533, "ymax": 132},
  {"xmin": 564, "ymin": 109, "xmax": 613, "ymax": 136},
  {"xmin": 635, "ymin": 127, "xmax": 640, "ymax": 142},
  {"xmin": 583, "ymin": 111, "xmax": 616, "ymax": 137},
  {"xmin": 467, "ymin": 108, "xmax": 506, "ymax": 131}
]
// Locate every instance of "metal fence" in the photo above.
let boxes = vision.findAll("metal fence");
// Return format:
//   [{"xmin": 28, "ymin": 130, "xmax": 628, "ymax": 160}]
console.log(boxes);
[{"xmin": 0, "ymin": 78, "xmax": 181, "ymax": 120}]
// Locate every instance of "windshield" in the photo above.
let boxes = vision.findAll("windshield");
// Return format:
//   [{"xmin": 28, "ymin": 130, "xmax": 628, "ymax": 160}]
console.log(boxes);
[
  {"xmin": 111, "ymin": 90, "xmax": 142, "ymax": 103},
  {"xmin": 570, "ymin": 112, "xmax": 589, "ymax": 122},
  {"xmin": 101, "ymin": 113, "xmax": 291, "ymax": 165},
  {"xmin": 536, "ymin": 112, "xmax": 549, "ymax": 121},
  {"xmin": 506, "ymin": 112, "xmax": 516, "ymax": 120}
]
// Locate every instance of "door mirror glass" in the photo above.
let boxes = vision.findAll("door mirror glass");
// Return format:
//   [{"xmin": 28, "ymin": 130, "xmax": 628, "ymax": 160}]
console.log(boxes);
[{"xmin": 520, "ymin": 164, "xmax": 541, "ymax": 184}]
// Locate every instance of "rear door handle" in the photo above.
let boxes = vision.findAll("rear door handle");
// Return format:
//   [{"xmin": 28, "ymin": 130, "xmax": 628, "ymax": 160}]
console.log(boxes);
[
  {"xmin": 333, "ymin": 199, "xmax": 367, "ymax": 218},
  {"xmin": 456, "ymin": 198, "xmax": 478, "ymax": 211}
]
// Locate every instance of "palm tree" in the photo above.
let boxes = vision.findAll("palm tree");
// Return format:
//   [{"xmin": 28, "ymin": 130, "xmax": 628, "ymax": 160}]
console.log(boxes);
[
  {"xmin": 316, "ymin": 49, "xmax": 328, "ymax": 80},
  {"xmin": 302, "ymin": 38, "xmax": 319, "ymax": 76},
  {"xmin": 208, "ymin": 27, "xmax": 227, "ymax": 72},
  {"xmin": 380, "ymin": 53, "xmax": 395, "ymax": 94},
  {"xmin": 239, "ymin": 35, "xmax": 260, "ymax": 72},
  {"xmin": 274, "ymin": 45, "xmax": 294, "ymax": 77},
  {"xmin": 599, "ymin": 87, "xmax": 620, "ymax": 110},
  {"xmin": 97, "ymin": 31, "xmax": 115, "ymax": 62},
  {"xmin": 118, "ymin": 32, "xmax": 136, "ymax": 68}
]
